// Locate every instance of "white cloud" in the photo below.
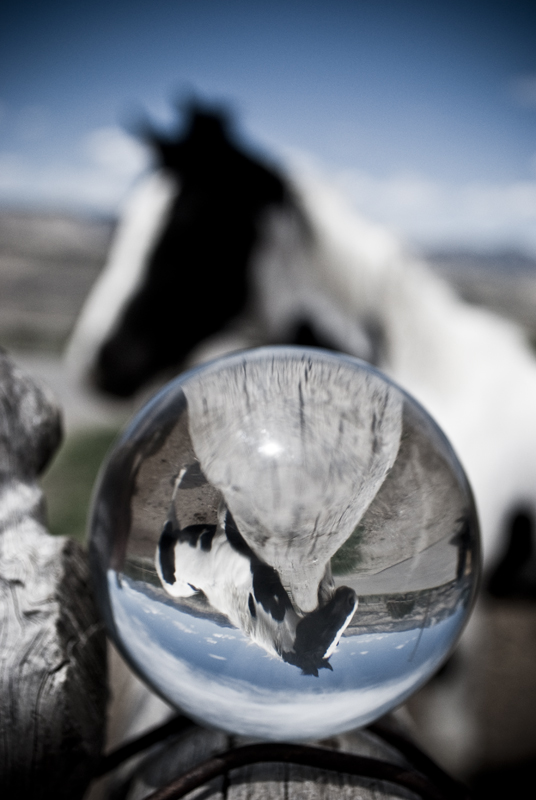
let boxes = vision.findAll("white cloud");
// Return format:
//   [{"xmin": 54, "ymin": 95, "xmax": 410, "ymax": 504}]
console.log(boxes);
[
  {"xmin": 324, "ymin": 164, "xmax": 536, "ymax": 256},
  {"xmin": 278, "ymin": 148, "xmax": 536, "ymax": 256},
  {"xmin": 1, "ymin": 127, "xmax": 535, "ymax": 257},
  {"xmin": 83, "ymin": 126, "xmax": 148, "ymax": 177},
  {"xmin": 0, "ymin": 126, "xmax": 149, "ymax": 211}
]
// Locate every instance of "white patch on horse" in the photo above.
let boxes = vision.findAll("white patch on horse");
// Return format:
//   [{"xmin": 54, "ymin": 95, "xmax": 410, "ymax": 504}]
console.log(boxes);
[
  {"xmin": 66, "ymin": 171, "xmax": 176, "ymax": 386},
  {"xmin": 67, "ymin": 111, "xmax": 536, "ymax": 572}
]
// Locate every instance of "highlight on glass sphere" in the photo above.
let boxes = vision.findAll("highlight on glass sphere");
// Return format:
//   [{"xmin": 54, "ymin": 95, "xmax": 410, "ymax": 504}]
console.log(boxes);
[{"xmin": 90, "ymin": 346, "xmax": 479, "ymax": 741}]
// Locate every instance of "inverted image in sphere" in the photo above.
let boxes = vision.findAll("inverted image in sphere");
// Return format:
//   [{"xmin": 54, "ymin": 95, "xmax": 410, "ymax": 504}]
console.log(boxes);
[{"xmin": 90, "ymin": 347, "xmax": 479, "ymax": 740}]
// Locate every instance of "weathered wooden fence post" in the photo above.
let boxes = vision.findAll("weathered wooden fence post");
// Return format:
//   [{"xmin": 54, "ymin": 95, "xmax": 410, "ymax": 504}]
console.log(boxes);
[
  {"xmin": 0, "ymin": 350, "xmax": 107, "ymax": 799},
  {"xmin": 0, "ymin": 349, "xmax": 468, "ymax": 800}
]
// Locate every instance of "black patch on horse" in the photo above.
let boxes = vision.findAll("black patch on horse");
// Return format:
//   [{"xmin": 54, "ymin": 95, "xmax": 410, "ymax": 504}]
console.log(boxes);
[
  {"xmin": 487, "ymin": 508, "xmax": 536, "ymax": 599},
  {"xmin": 252, "ymin": 562, "xmax": 294, "ymax": 622},
  {"xmin": 159, "ymin": 520, "xmax": 178, "ymax": 584},
  {"xmin": 224, "ymin": 509, "xmax": 292, "ymax": 621},
  {"xmin": 158, "ymin": 520, "xmax": 217, "ymax": 586},
  {"xmin": 177, "ymin": 523, "xmax": 217, "ymax": 550},
  {"xmin": 283, "ymin": 586, "xmax": 357, "ymax": 676},
  {"xmin": 290, "ymin": 321, "xmax": 342, "ymax": 353},
  {"xmin": 95, "ymin": 105, "xmax": 292, "ymax": 396}
]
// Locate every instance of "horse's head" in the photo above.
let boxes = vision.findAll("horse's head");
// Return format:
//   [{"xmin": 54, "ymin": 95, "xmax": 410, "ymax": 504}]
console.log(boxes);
[{"xmin": 73, "ymin": 104, "xmax": 291, "ymax": 398}]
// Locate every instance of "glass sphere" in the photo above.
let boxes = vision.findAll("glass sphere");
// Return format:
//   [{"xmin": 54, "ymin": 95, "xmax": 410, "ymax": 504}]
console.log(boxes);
[{"xmin": 90, "ymin": 347, "xmax": 479, "ymax": 740}]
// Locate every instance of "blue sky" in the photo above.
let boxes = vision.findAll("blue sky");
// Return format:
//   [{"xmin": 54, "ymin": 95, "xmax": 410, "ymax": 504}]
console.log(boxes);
[
  {"xmin": 1, "ymin": 0, "xmax": 535, "ymax": 252},
  {"xmin": 109, "ymin": 575, "xmax": 464, "ymax": 738}
]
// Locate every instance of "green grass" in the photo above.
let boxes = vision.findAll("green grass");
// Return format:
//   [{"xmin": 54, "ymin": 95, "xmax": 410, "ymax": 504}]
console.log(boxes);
[
  {"xmin": 41, "ymin": 427, "xmax": 120, "ymax": 543},
  {"xmin": 331, "ymin": 522, "xmax": 365, "ymax": 576}
]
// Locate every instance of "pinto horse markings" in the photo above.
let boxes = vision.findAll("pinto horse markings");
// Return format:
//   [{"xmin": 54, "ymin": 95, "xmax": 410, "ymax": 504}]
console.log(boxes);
[
  {"xmin": 69, "ymin": 104, "xmax": 536, "ymax": 577},
  {"xmin": 151, "ymin": 355, "xmax": 403, "ymax": 675},
  {"xmin": 155, "ymin": 466, "xmax": 358, "ymax": 676},
  {"xmin": 72, "ymin": 105, "xmax": 536, "ymax": 776},
  {"xmin": 70, "ymin": 110, "xmax": 291, "ymax": 397},
  {"xmin": 68, "ymin": 106, "xmax": 375, "ymax": 399}
]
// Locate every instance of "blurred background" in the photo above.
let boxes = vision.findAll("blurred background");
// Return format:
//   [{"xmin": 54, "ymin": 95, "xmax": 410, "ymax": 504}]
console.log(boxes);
[
  {"xmin": 0, "ymin": 0, "xmax": 536, "ymax": 564},
  {"xmin": 1, "ymin": 0, "xmax": 535, "ymax": 788},
  {"xmin": 4, "ymin": 0, "xmax": 534, "ymax": 539}
]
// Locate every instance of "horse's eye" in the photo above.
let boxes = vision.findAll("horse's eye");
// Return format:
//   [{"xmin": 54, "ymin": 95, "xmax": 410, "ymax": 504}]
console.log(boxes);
[{"xmin": 248, "ymin": 593, "xmax": 257, "ymax": 618}]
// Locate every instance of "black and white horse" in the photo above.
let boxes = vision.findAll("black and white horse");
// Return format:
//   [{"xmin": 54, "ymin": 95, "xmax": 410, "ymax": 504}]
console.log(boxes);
[
  {"xmin": 68, "ymin": 103, "xmax": 536, "ymax": 584},
  {"xmin": 68, "ymin": 109, "xmax": 292, "ymax": 396},
  {"xmin": 156, "ymin": 482, "xmax": 358, "ymax": 677},
  {"xmin": 69, "ymin": 103, "xmax": 536, "ymax": 776},
  {"xmin": 153, "ymin": 352, "xmax": 404, "ymax": 675}
]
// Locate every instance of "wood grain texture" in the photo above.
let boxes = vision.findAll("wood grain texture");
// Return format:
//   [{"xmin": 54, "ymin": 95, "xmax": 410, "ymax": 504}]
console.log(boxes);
[
  {"xmin": 0, "ymin": 350, "xmax": 107, "ymax": 798},
  {"xmin": 120, "ymin": 725, "xmax": 416, "ymax": 800}
]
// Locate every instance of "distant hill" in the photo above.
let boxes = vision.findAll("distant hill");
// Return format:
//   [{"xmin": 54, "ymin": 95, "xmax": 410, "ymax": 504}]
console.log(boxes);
[
  {"xmin": 0, "ymin": 209, "xmax": 115, "ymax": 352},
  {"xmin": 2, "ymin": 209, "xmax": 536, "ymax": 355},
  {"xmin": 427, "ymin": 249, "xmax": 536, "ymax": 339}
]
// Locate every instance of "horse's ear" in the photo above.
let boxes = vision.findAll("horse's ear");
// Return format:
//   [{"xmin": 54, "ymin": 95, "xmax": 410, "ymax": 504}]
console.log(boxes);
[
  {"xmin": 124, "ymin": 98, "xmax": 236, "ymax": 172},
  {"xmin": 150, "ymin": 136, "xmax": 181, "ymax": 169},
  {"xmin": 177, "ymin": 95, "xmax": 233, "ymax": 136},
  {"xmin": 140, "ymin": 112, "xmax": 233, "ymax": 170}
]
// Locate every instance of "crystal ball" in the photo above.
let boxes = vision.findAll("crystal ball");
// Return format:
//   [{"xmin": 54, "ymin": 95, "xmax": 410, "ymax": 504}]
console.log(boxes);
[{"xmin": 90, "ymin": 347, "xmax": 479, "ymax": 740}]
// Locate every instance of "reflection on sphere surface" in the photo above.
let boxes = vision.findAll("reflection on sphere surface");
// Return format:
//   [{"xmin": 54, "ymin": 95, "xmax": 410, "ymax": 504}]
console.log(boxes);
[{"xmin": 90, "ymin": 347, "xmax": 479, "ymax": 740}]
